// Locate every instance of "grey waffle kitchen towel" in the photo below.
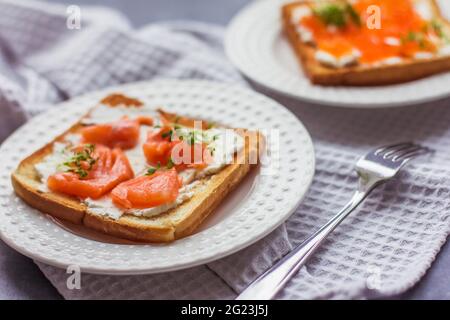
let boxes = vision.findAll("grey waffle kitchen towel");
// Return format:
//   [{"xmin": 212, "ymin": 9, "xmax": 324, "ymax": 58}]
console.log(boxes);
[{"xmin": 1, "ymin": 0, "xmax": 450, "ymax": 300}]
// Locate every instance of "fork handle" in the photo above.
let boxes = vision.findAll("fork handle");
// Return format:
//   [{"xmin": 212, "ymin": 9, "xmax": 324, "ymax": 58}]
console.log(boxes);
[{"xmin": 236, "ymin": 188, "xmax": 371, "ymax": 300}]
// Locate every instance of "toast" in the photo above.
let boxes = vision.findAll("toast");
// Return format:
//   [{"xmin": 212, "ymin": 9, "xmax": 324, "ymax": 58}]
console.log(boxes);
[
  {"xmin": 282, "ymin": 0, "xmax": 450, "ymax": 86},
  {"xmin": 11, "ymin": 95, "xmax": 262, "ymax": 242}
]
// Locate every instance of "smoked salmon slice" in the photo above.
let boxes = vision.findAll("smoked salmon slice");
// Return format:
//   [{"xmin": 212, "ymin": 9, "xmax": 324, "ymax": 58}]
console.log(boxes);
[
  {"xmin": 111, "ymin": 168, "xmax": 182, "ymax": 209},
  {"xmin": 143, "ymin": 126, "xmax": 212, "ymax": 169},
  {"xmin": 170, "ymin": 141, "xmax": 212, "ymax": 170},
  {"xmin": 80, "ymin": 116, "xmax": 153, "ymax": 149},
  {"xmin": 47, "ymin": 144, "xmax": 134, "ymax": 199},
  {"xmin": 143, "ymin": 126, "xmax": 179, "ymax": 166}
]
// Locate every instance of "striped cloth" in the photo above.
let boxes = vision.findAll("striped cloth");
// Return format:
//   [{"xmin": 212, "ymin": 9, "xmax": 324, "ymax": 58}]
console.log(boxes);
[{"xmin": 1, "ymin": 0, "xmax": 450, "ymax": 299}]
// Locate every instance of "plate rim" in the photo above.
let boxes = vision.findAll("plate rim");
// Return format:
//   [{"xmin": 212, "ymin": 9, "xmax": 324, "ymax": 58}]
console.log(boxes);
[{"xmin": 0, "ymin": 79, "xmax": 316, "ymax": 275}]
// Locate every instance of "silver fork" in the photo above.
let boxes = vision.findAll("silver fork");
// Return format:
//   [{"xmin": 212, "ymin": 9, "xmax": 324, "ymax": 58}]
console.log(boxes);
[{"xmin": 236, "ymin": 142, "xmax": 431, "ymax": 300}]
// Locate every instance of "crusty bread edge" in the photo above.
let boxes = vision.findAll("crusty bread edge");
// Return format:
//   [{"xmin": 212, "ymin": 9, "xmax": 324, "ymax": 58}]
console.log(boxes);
[
  {"xmin": 282, "ymin": 0, "xmax": 450, "ymax": 86},
  {"xmin": 83, "ymin": 213, "xmax": 176, "ymax": 243},
  {"xmin": 11, "ymin": 123, "xmax": 87, "ymax": 224},
  {"xmin": 175, "ymin": 130, "xmax": 262, "ymax": 239}
]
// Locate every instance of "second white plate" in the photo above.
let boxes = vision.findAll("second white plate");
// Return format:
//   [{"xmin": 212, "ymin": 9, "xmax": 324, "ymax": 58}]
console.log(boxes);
[{"xmin": 225, "ymin": 0, "xmax": 450, "ymax": 108}]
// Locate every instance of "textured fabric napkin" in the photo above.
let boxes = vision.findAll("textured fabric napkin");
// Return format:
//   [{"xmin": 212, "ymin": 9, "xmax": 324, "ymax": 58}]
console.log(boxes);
[{"xmin": 1, "ymin": 0, "xmax": 450, "ymax": 300}]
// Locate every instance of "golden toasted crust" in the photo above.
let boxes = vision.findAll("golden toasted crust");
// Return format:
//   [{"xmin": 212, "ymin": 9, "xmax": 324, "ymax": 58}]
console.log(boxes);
[
  {"xmin": 11, "ymin": 104, "xmax": 261, "ymax": 243},
  {"xmin": 282, "ymin": 0, "xmax": 450, "ymax": 86},
  {"xmin": 11, "ymin": 123, "xmax": 87, "ymax": 224},
  {"xmin": 174, "ymin": 130, "xmax": 261, "ymax": 239},
  {"xmin": 83, "ymin": 213, "xmax": 175, "ymax": 243}
]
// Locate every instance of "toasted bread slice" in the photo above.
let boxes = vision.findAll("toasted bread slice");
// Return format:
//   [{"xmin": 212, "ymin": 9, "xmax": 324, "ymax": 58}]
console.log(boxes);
[
  {"xmin": 282, "ymin": 0, "xmax": 450, "ymax": 86},
  {"xmin": 12, "ymin": 102, "xmax": 262, "ymax": 243}
]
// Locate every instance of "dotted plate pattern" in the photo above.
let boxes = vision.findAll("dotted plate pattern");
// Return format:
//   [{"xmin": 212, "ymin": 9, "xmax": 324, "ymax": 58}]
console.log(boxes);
[
  {"xmin": 225, "ymin": 0, "xmax": 450, "ymax": 108},
  {"xmin": 0, "ymin": 80, "xmax": 315, "ymax": 275}
]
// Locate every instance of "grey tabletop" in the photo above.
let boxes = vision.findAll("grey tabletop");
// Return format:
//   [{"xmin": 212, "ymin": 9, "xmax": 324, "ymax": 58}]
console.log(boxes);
[{"xmin": 1, "ymin": 0, "xmax": 449, "ymax": 300}]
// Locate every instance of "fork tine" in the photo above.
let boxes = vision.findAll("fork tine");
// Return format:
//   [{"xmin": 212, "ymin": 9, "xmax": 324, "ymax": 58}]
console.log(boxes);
[
  {"xmin": 393, "ymin": 146, "xmax": 431, "ymax": 162},
  {"xmin": 382, "ymin": 143, "xmax": 417, "ymax": 159},
  {"xmin": 374, "ymin": 142, "xmax": 414, "ymax": 156},
  {"xmin": 390, "ymin": 145, "xmax": 423, "ymax": 161}
]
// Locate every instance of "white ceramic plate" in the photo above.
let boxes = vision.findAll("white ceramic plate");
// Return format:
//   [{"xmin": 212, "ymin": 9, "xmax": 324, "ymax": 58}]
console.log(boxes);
[
  {"xmin": 225, "ymin": 0, "xmax": 450, "ymax": 108},
  {"xmin": 0, "ymin": 80, "xmax": 315, "ymax": 275}
]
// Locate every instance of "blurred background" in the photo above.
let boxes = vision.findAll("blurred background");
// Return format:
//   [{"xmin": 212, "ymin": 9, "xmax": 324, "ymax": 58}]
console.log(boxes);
[{"xmin": 47, "ymin": 0, "xmax": 250, "ymax": 26}]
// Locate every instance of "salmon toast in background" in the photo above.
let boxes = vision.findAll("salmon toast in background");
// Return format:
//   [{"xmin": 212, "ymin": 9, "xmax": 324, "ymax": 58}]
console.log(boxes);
[{"xmin": 282, "ymin": 0, "xmax": 450, "ymax": 85}]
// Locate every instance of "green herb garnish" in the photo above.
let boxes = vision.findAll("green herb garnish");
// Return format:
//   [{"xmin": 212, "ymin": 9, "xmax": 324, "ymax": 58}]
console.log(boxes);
[
  {"xmin": 64, "ymin": 144, "xmax": 97, "ymax": 179},
  {"xmin": 145, "ymin": 162, "xmax": 161, "ymax": 176},
  {"xmin": 172, "ymin": 128, "xmax": 208, "ymax": 145},
  {"xmin": 430, "ymin": 19, "xmax": 444, "ymax": 38},
  {"xmin": 180, "ymin": 130, "xmax": 199, "ymax": 145},
  {"xmin": 313, "ymin": 2, "xmax": 361, "ymax": 28},
  {"xmin": 314, "ymin": 4, "xmax": 346, "ymax": 27},
  {"xmin": 189, "ymin": 133, "xmax": 196, "ymax": 145},
  {"xmin": 401, "ymin": 31, "xmax": 427, "ymax": 49},
  {"xmin": 345, "ymin": 3, "xmax": 361, "ymax": 27},
  {"xmin": 166, "ymin": 158, "xmax": 175, "ymax": 169},
  {"xmin": 419, "ymin": 39, "xmax": 426, "ymax": 49},
  {"xmin": 407, "ymin": 31, "xmax": 418, "ymax": 42},
  {"xmin": 161, "ymin": 130, "xmax": 173, "ymax": 140}
]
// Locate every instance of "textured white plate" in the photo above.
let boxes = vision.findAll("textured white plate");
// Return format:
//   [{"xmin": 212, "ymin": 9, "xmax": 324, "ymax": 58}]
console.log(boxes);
[
  {"xmin": 225, "ymin": 0, "xmax": 450, "ymax": 108},
  {"xmin": 0, "ymin": 80, "xmax": 315, "ymax": 275}
]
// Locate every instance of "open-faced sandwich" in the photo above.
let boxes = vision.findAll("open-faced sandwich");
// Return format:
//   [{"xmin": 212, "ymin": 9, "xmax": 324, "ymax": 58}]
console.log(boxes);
[
  {"xmin": 282, "ymin": 0, "xmax": 450, "ymax": 85},
  {"xmin": 11, "ymin": 94, "xmax": 262, "ymax": 242}
]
